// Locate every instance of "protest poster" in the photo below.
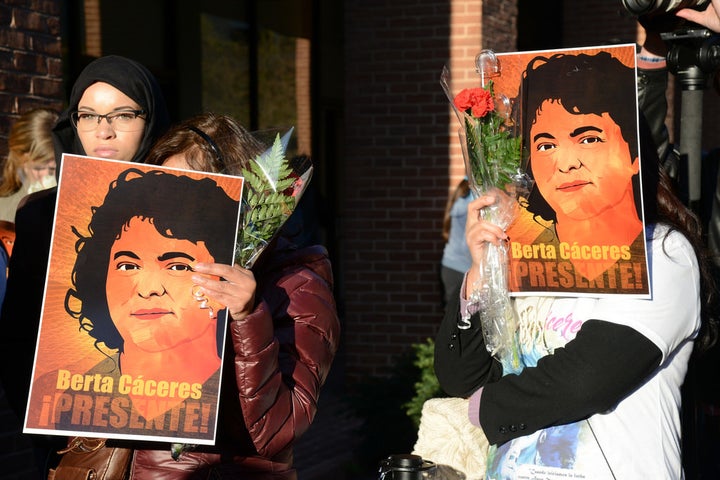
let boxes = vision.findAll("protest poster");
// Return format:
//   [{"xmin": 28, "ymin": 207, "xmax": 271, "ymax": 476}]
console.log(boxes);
[
  {"xmin": 493, "ymin": 44, "xmax": 650, "ymax": 297},
  {"xmin": 24, "ymin": 154, "xmax": 243, "ymax": 444}
]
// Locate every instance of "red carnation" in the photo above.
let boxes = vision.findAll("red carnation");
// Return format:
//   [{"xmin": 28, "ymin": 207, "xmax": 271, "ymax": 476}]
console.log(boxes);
[{"xmin": 454, "ymin": 87, "xmax": 494, "ymax": 118}]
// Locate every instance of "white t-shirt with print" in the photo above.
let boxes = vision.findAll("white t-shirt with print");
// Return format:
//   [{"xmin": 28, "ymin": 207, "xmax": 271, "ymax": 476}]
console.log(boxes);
[{"xmin": 487, "ymin": 225, "xmax": 700, "ymax": 479}]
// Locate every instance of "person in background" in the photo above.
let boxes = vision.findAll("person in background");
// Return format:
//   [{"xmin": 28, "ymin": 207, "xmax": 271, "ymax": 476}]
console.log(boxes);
[
  {"xmin": 440, "ymin": 177, "xmax": 473, "ymax": 309},
  {"xmin": 0, "ymin": 108, "xmax": 59, "ymax": 222},
  {"xmin": 0, "ymin": 108, "xmax": 58, "ymax": 313},
  {"xmin": 639, "ymin": 0, "xmax": 720, "ymax": 207},
  {"xmin": 58, "ymin": 111, "xmax": 338, "ymax": 479},
  {"xmin": 635, "ymin": 25, "xmax": 672, "ymax": 172},
  {"xmin": 0, "ymin": 54, "xmax": 170, "ymax": 478}
]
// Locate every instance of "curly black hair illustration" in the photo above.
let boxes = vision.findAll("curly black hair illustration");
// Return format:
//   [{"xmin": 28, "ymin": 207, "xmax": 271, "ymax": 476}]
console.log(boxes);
[{"xmin": 64, "ymin": 168, "xmax": 239, "ymax": 353}]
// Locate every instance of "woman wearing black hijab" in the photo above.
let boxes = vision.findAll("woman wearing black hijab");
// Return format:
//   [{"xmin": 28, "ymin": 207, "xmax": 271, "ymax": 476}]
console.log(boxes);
[
  {"xmin": 51, "ymin": 54, "xmax": 170, "ymax": 164},
  {"xmin": 0, "ymin": 55, "xmax": 170, "ymax": 476}
]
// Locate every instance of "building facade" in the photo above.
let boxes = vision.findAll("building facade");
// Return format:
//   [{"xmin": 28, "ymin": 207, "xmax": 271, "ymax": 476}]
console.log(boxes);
[{"xmin": 2, "ymin": 0, "xmax": 719, "ymax": 477}]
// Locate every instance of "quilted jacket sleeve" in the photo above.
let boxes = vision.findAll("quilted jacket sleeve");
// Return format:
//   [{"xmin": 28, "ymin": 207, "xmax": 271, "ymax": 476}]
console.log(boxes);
[{"xmin": 228, "ymin": 243, "xmax": 340, "ymax": 458}]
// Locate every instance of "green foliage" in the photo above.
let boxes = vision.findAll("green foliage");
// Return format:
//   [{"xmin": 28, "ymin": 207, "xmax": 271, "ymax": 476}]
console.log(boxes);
[
  {"xmin": 465, "ymin": 114, "xmax": 522, "ymax": 191},
  {"xmin": 236, "ymin": 134, "xmax": 296, "ymax": 267},
  {"xmin": 403, "ymin": 338, "xmax": 444, "ymax": 427},
  {"xmin": 464, "ymin": 80, "xmax": 523, "ymax": 191}
]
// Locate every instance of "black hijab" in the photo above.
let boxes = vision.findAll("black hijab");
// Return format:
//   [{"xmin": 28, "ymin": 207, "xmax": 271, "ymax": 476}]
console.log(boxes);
[{"xmin": 51, "ymin": 55, "xmax": 170, "ymax": 166}]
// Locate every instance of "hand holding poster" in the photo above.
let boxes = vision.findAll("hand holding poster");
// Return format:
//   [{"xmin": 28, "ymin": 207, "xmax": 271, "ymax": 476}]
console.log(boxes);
[{"xmin": 24, "ymin": 154, "xmax": 243, "ymax": 444}]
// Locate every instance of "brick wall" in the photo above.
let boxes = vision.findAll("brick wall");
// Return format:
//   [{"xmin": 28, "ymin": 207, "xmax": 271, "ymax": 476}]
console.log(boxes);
[
  {"xmin": 482, "ymin": 0, "xmax": 518, "ymax": 51},
  {"xmin": 342, "ymin": 0, "xmax": 510, "ymax": 383},
  {"xmin": 343, "ymin": 0, "xmax": 454, "ymax": 381},
  {"xmin": 0, "ymin": 1, "xmax": 64, "ymax": 160}
]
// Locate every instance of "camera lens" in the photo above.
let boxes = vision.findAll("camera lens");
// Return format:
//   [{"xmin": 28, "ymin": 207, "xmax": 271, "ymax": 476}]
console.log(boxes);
[
  {"xmin": 622, "ymin": 0, "xmax": 657, "ymax": 15},
  {"xmin": 621, "ymin": 0, "xmax": 710, "ymax": 15}
]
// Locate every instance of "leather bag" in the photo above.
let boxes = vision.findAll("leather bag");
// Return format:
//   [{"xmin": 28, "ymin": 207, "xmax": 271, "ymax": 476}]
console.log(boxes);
[{"xmin": 47, "ymin": 437, "xmax": 133, "ymax": 480}]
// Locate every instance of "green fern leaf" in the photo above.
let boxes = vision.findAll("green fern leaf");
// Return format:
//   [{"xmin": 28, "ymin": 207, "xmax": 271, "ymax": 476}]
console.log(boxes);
[{"xmin": 236, "ymin": 133, "xmax": 298, "ymax": 267}]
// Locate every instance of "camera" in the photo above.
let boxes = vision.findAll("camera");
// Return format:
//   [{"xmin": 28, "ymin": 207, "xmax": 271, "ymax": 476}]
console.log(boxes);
[
  {"xmin": 622, "ymin": 0, "xmax": 710, "ymax": 16},
  {"xmin": 378, "ymin": 455, "xmax": 437, "ymax": 480}
]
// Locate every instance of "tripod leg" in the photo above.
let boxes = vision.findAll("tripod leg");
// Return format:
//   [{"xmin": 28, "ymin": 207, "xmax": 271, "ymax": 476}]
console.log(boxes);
[{"xmin": 678, "ymin": 86, "xmax": 704, "ymax": 212}]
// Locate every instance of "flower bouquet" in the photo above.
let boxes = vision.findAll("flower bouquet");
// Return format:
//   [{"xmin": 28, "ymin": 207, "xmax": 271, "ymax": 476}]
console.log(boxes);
[
  {"xmin": 235, "ymin": 127, "xmax": 313, "ymax": 268},
  {"xmin": 441, "ymin": 50, "xmax": 531, "ymax": 374}
]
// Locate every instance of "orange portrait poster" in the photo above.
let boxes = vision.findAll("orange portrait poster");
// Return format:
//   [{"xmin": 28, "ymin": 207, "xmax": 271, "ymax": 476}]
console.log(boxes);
[
  {"xmin": 24, "ymin": 154, "xmax": 244, "ymax": 444},
  {"xmin": 490, "ymin": 44, "xmax": 650, "ymax": 297}
]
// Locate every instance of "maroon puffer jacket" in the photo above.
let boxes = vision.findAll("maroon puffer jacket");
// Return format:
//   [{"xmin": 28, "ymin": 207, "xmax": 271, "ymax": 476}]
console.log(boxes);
[{"xmin": 129, "ymin": 240, "xmax": 340, "ymax": 479}]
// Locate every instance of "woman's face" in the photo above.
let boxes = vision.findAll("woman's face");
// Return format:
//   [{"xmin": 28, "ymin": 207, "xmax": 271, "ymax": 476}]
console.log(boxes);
[
  {"xmin": 499, "ymin": 444, "xmax": 522, "ymax": 479},
  {"xmin": 21, "ymin": 157, "xmax": 56, "ymax": 186},
  {"xmin": 529, "ymin": 100, "xmax": 639, "ymax": 221},
  {"xmin": 106, "ymin": 216, "xmax": 218, "ymax": 352},
  {"xmin": 162, "ymin": 150, "xmax": 213, "ymax": 172},
  {"xmin": 76, "ymin": 82, "xmax": 146, "ymax": 162},
  {"xmin": 162, "ymin": 153, "xmax": 192, "ymax": 170}
]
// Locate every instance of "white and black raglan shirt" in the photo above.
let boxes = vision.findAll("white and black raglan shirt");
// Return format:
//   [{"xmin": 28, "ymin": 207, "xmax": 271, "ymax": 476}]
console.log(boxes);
[{"xmin": 435, "ymin": 224, "xmax": 700, "ymax": 479}]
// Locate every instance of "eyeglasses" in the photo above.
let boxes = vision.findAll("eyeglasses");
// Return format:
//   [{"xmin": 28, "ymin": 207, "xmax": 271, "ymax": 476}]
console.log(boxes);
[{"xmin": 70, "ymin": 109, "xmax": 146, "ymax": 132}]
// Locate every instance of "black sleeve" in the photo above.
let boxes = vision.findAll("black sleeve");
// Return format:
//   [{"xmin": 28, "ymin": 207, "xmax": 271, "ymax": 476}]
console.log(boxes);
[
  {"xmin": 434, "ymin": 290, "xmax": 503, "ymax": 398},
  {"xmin": 0, "ymin": 189, "xmax": 56, "ymax": 419},
  {"xmin": 479, "ymin": 319, "xmax": 662, "ymax": 445}
]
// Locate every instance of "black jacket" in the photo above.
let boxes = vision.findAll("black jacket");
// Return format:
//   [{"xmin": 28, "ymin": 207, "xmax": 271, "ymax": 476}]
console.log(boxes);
[
  {"xmin": 433, "ymin": 292, "xmax": 662, "ymax": 446},
  {"xmin": 0, "ymin": 188, "xmax": 56, "ymax": 418}
]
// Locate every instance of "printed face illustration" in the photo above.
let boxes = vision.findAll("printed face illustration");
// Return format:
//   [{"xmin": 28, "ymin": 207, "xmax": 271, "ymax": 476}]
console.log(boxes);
[
  {"xmin": 0, "ymin": 221, "xmax": 14, "ymax": 256},
  {"xmin": 76, "ymin": 82, "xmax": 145, "ymax": 162},
  {"xmin": 106, "ymin": 216, "xmax": 217, "ymax": 352},
  {"xmin": 529, "ymin": 100, "xmax": 639, "ymax": 221},
  {"xmin": 535, "ymin": 423, "xmax": 579, "ymax": 468},
  {"xmin": 499, "ymin": 442, "xmax": 522, "ymax": 480}
]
